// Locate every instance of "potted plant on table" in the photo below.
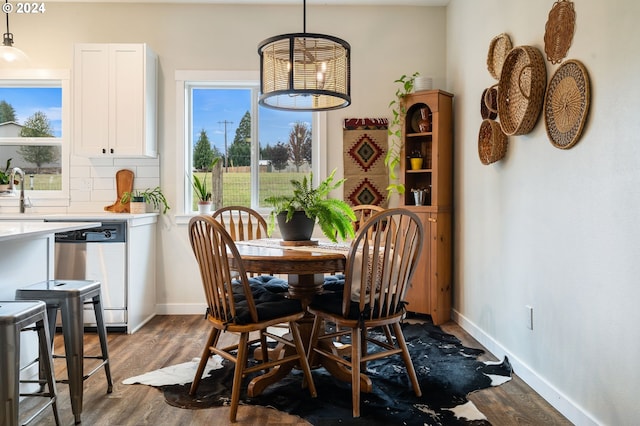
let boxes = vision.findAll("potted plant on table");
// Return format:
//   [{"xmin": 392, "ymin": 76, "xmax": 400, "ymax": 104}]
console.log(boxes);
[
  {"xmin": 409, "ymin": 149, "xmax": 424, "ymax": 170},
  {"xmin": 121, "ymin": 187, "xmax": 170, "ymax": 214},
  {"xmin": 264, "ymin": 169, "xmax": 356, "ymax": 243}
]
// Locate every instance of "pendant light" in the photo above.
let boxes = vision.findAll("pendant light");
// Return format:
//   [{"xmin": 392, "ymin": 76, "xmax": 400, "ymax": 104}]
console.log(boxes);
[
  {"xmin": 258, "ymin": 0, "xmax": 351, "ymax": 111},
  {"xmin": 1, "ymin": 0, "xmax": 29, "ymax": 65}
]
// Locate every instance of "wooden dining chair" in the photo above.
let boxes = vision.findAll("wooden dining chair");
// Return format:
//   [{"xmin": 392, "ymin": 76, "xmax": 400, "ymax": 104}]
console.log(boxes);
[
  {"xmin": 307, "ymin": 208, "xmax": 424, "ymax": 418},
  {"xmin": 212, "ymin": 205, "xmax": 269, "ymax": 241},
  {"xmin": 324, "ymin": 204, "xmax": 386, "ymax": 292},
  {"xmin": 212, "ymin": 206, "xmax": 288, "ymax": 292},
  {"xmin": 188, "ymin": 215, "xmax": 317, "ymax": 422}
]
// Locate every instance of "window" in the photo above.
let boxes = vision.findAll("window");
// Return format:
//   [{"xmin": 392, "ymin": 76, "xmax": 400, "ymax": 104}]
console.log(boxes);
[
  {"xmin": 177, "ymin": 70, "xmax": 322, "ymax": 215},
  {"xmin": 0, "ymin": 70, "xmax": 70, "ymax": 205}
]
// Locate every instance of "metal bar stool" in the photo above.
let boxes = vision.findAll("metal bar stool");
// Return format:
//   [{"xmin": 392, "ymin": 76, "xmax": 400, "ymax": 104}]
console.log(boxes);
[
  {"xmin": 15, "ymin": 280, "xmax": 113, "ymax": 425},
  {"xmin": 0, "ymin": 300, "xmax": 60, "ymax": 426}
]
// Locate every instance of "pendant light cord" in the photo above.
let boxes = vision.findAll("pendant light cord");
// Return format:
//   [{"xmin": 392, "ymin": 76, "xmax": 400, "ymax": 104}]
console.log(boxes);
[{"xmin": 303, "ymin": 0, "xmax": 306, "ymax": 34}]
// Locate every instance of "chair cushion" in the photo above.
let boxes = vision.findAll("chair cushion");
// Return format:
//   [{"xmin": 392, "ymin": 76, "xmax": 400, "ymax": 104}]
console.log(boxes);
[
  {"xmin": 248, "ymin": 275, "xmax": 289, "ymax": 293},
  {"xmin": 309, "ymin": 291, "xmax": 403, "ymax": 321},
  {"xmin": 322, "ymin": 274, "xmax": 345, "ymax": 292},
  {"xmin": 231, "ymin": 283, "xmax": 302, "ymax": 324}
]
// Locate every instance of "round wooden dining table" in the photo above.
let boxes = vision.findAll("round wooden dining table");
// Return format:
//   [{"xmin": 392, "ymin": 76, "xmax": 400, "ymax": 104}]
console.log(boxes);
[
  {"xmin": 230, "ymin": 240, "xmax": 346, "ymax": 306},
  {"xmin": 229, "ymin": 239, "xmax": 374, "ymax": 395}
]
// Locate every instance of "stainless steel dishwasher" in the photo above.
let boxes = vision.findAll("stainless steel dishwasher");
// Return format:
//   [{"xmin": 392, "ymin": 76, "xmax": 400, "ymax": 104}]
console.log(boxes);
[{"xmin": 52, "ymin": 221, "xmax": 127, "ymax": 331}]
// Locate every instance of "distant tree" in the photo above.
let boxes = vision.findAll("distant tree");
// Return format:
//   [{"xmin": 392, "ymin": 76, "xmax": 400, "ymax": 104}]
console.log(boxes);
[
  {"xmin": 269, "ymin": 142, "xmax": 290, "ymax": 171},
  {"xmin": 228, "ymin": 111, "xmax": 251, "ymax": 166},
  {"xmin": 0, "ymin": 100, "xmax": 16, "ymax": 123},
  {"xmin": 193, "ymin": 129, "xmax": 214, "ymax": 170},
  {"xmin": 18, "ymin": 146, "xmax": 60, "ymax": 173},
  {"xmin": 19, "ymin": 111, "xmax": 53, "ymax": 137},
  {"xmin": 288, "ymin": 121, "xmax": 311, "ymax": 172}
]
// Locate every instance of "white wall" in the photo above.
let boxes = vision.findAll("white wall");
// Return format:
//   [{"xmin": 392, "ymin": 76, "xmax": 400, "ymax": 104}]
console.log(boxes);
[
  {"xmin": 446, "ymin": 0, "xmax": 640, "ymax": 424},
  {"xmin": 11, "ymin": 4, "xmax": 446, "ymax": 325}
]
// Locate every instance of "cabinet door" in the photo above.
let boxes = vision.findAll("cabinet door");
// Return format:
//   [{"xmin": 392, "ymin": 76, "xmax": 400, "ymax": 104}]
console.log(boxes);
[
  {"xmin": 404, "ymin": 211, "xmax": 452, "ymax": 325},
  {"xmin": 74, "ymin": 44, "xmax": 110, "ymax": 156},
  {"xmin": 73, "ymin": 43, "xmax": 157, "ymax": 158},
  {"xmin": 110, "ymin": 44, "xmax": 145, "ymax": 156}
]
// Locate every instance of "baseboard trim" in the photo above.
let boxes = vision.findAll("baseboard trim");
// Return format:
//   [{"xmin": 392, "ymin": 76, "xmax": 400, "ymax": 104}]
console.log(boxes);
[
  {"xmin": 451, "ymin": 309, "xmax": 600, "ymax": 426},
  {"xmin": 156, "ymin": 303, "xmax": 207, "ymax": 315}
]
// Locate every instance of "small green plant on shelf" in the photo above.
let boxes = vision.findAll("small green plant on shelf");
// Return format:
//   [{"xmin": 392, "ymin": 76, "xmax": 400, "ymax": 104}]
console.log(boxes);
[
  {"xmin": 121, "ymin": 187, "xmax": 170, "ymax": 214},
  {"xmin": 385, "ymin": 72, "xmax": 419, "ymax": 198}
]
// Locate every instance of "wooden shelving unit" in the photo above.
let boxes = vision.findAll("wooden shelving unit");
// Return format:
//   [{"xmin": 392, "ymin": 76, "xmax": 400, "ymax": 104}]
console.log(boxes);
[{"xmin": 400, "ymin": 90, "xmax": 453, "ymax": 325}]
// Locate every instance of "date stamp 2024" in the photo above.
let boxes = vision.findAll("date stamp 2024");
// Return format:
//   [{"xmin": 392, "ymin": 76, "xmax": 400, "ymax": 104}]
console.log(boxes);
[{"xmin": 2, "ymin": 2, "xmax": 47, "ymax": 14}]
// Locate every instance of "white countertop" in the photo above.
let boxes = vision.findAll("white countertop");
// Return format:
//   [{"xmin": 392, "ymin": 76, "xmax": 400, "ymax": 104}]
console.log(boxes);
[
  {"xmin": 0, "ymin": 221, "xmax": 101, "ymax": 242},
  {"xmin": 0, "ymin": 212, "xmax": 158, "ymax": 221}
]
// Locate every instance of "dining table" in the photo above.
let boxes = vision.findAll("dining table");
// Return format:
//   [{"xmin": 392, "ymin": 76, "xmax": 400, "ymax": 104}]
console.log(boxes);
[{"xmin": 229, "ymin": 238, "xmax": 375, "ymax": 395}]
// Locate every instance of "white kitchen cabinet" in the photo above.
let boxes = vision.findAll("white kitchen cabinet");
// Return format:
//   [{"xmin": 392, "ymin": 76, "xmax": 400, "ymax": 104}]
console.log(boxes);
[{"xmin": 73, "ymin": 43, "xmax": 157, "ymax": 157}]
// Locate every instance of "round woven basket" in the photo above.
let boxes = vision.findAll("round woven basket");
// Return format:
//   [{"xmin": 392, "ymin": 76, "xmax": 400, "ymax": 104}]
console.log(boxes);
[
  {"xmin": 481, "ymin": 85, "xmax": 498, "ymax": 120},
  {"xmin": 478, "ymin": 119, "xmax": 508, "ymax": 165},
  {"xmin": 497, "ymin": 45, "xmax": 547, "ymax": 136},
  {"xmin": 487, "ymin": 33, "xmax": 513, "ymax": 80},
  {"xmin": 544, "ymin": 0, "xmax": 576, "ymax": 64}
]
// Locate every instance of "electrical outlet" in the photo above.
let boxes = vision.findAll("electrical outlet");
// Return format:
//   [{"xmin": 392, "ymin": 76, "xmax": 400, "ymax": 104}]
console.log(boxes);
[{"xmin": 525, "ymin": 305, "xmax": 534, "ymax": 330}]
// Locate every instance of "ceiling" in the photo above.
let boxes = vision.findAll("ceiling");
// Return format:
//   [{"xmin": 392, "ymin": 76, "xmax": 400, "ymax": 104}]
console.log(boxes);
[{"xmin": 45, "ymin": 0, "xmax": 449, "ymax": 5}]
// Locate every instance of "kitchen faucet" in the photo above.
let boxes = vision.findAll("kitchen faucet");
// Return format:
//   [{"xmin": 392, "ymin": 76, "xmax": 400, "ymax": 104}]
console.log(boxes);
[{"xmin": 10, "ymin": 167, "xmax": 27, "ymax": 213}]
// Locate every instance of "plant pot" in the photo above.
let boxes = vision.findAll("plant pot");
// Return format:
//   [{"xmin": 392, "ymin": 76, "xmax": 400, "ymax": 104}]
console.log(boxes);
[
  {"xmin": 130, "ymin": 198, "xmax": 147, "ymax": 214},
  {"xmin": 410, "ymin": 158, "xmax": 423, "ymax": 170},
  {"xmin": 277, "ymin": 211, "xmax": 316, "ymax": 241},
  {"xmin": 198, "ymin": 202, "xmax": 212, "ymax": 214},
  {"xmin": 0, "ymin": 184, "xmax": 10, "ymax": 193}
]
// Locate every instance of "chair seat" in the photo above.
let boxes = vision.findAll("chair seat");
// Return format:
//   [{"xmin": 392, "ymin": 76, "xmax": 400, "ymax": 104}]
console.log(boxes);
[
  {"xmin": 232, "ymin": 283, "xmax": 302, "ymax": 324},
  {"xmin": 309, "ymin": 291, "xmax": 404, "ymax": 320},
  {"xmin": 322, "ymin": 273, "xmax": 345, "ymax": 292}
]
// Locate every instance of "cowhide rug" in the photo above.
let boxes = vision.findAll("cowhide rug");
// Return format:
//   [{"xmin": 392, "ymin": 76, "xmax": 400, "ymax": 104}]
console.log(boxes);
[{"xmin": 124, "ymin": 322, "xmax": 512, "ymax": 426}]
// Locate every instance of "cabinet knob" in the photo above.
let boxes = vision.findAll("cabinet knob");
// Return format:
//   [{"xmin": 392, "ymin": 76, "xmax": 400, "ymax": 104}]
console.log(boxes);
[
  {"xmin": 428, "ymin": 217, "xmax": 437, "ymax": 223},
  {"xmin": 102, "ymin": 148, "xmax": 106, "ymax": 154},
  {"xmin": 110, "ymin": 148, "xmax": 114, "ymax": 154}
]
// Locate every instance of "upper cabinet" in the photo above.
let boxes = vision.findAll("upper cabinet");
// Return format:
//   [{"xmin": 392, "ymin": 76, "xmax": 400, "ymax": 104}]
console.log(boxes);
[{"xmin": 73, "ymin": 43, "xmax": 157, "ymax": 158}]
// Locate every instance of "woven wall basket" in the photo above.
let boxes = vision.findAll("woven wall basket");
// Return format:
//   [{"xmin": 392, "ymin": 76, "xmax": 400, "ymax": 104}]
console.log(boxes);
[
  {"xmin": 481, "ymin": 85, "xmax": 498, "ymax": 120},
  {"xmin": 478, "ymin": 119, "xmax": 508, "ymax": 165},
  {"xmin": 497, "ymin": 45, "xmax": 547, "ymax": 136},
  {"xmin": 487, "ymin": 33, "xmax": 513, "ymax": 80}
]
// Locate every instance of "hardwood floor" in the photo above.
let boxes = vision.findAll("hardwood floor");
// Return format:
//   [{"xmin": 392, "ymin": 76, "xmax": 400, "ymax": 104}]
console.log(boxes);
[{"xmin": 20, "ymin": 315, "xmax": 572, "ymax": 425}]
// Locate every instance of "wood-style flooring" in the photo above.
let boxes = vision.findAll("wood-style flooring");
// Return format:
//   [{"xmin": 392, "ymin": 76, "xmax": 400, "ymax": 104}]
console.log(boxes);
[{"xmin": 20, "ymin": 315, "xmax": 573, "ymax": 425}]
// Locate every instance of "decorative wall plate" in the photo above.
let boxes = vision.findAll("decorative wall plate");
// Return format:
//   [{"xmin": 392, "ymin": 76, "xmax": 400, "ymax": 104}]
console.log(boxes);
[
  {"xmin": 544, "ymin": 59, "xmax": 590, "ymax": 149},
  {"xmin": 544, "ymin": 0, "xmax": 576, "ymax": 64}
]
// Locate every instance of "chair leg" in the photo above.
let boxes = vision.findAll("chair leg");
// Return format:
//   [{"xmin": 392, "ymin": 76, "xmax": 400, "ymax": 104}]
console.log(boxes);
[
  {"xmin": 37, "ymin": 318, "xmax": 61, "ymax": 426},
  {"xmin": 92, "ymin": 295, "xmax": 113, "ymax": 393},
  {"xmin": 288, "ymin": 321, "xmax": 317, "ymax": 397},
  {"xmin": 307, "ymin": 315, "xmax": 324, "ymax": 367},
  {"xmin": 392, "ymin": 322, "xmax": 422, "ymax": 397},
  {"xmin": 189, "ymin": 327, "xmax": 219, "ymax": 396},
  {"xmin": 230, "ymin": 332, "xmax": 249, "ymax": 423},
  {"xmin": 351, "ymin": 326, "xmax": 361, "ymax": 418}
]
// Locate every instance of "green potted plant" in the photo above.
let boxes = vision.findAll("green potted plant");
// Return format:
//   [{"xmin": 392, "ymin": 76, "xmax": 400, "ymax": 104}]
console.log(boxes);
[
  {"xmin": 384, "ymin": 72, "xmax": 419, "ymax": 198},
  {"xmin": 409, "ymin": 149, "xmax": 423, "ymax": 170},
  {"xmin": 264, "ymin": 169, "xmax": 356, "ymax": 243},
  {"xmin": 191, "ymin": 157, "xmax": 219, "ymax": 214},
  {"xmin": 0, "ymin": 158, "xmax": 12, "ymax": 191},
  {"xmin": 121, "ymin": 187, "xmax": 170, "ymax": 214}
]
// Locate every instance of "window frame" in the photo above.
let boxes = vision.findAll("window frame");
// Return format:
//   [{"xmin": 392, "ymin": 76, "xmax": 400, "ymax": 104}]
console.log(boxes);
[
  {"xmin": 0, "ymin": 69, "xmax": 70, "ymax": 207},
  {"xmin": 175, "ymin": 70, "xmax": 326, "ymax": 221}
]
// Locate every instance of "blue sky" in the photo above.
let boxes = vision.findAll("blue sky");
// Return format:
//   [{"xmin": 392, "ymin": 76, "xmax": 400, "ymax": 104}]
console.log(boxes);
[
  {"xmin": 192, "ymin": 88, "xmax": 311, "ymax": 153},
  {"xmin": 0, "ymin": 87, "xmax": 62, "ymax": 137}
]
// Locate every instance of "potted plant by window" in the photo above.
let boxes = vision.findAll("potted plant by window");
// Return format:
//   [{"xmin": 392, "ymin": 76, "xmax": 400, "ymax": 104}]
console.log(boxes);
[
  {"xmin": 264, "ymin": 169, "xmax": 356, "ymax": 243},
  {"xmin": 191, "ymin": 157, "xmax": 219, "ymax": 214},
  {"xmin": 0, "ymin": 158, "xmax": 12, "ymax": 192},
  {"xmin": 121, "ymin": 187, "xmax": 170, "ymax": 214}
]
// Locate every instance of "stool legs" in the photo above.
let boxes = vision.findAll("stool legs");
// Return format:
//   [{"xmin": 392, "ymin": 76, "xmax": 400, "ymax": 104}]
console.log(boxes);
[
  {"xmin": 0, "ymin": 302, "xmax": 60, "ymax": 426},
  {"xmin": 91, "ymin": 294, "xmax": 113, "ymax": 394}
]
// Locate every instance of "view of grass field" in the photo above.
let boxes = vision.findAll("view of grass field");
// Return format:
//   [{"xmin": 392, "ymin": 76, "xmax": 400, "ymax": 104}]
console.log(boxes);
[{"xmin": 191, "ymin": 170, "xmax": 307, "ymax": 209}]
